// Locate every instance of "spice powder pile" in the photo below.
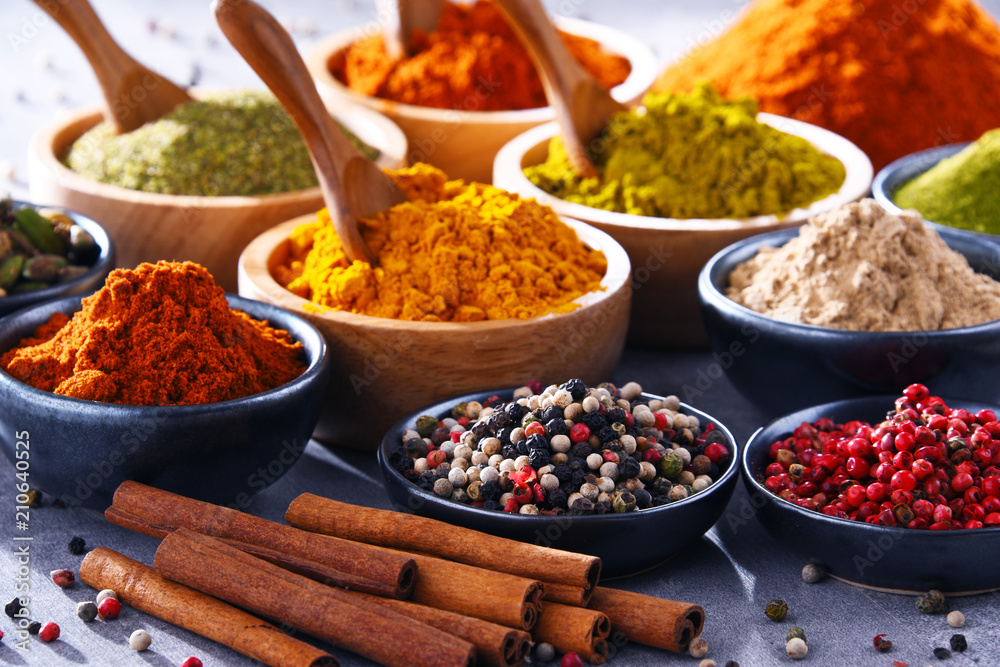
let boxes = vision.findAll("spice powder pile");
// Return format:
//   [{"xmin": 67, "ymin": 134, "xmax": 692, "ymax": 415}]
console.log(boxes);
[
  {"xmin": 1, "ymin": 261, "xmax": 306, "ymax": 405},
  {"xmin": 334, "ymin": 0, "xmax": 630, "ymax": 110},
  {"xmin": 276, "ymin": 163, "xmax": 607, "ymax": 322},
  {"xmin": 726, "ymin": 199, "xmax": 1000, "ymax": 331}
]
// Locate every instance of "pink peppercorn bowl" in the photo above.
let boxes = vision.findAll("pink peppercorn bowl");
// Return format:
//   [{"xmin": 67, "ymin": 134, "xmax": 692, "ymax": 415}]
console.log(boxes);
[
  {"xmin": 742, "ymin": 395, "xmax": 1000, "ymax": 594},
  {"xmin": 697, "ymin": 224, "xmax": 1000, "ymax": 419},
  {"xmin": 377, "ymin": 389, "xmax": 740, "ymax": 579}
]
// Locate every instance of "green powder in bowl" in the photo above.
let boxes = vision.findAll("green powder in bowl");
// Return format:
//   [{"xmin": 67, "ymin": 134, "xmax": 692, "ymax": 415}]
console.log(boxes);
[
  {"xmin": 64, "ymin": 90, "xmax": 377, "ymax": 197},
  {"xmin": 894, "ymin": 129, "xmax": 1000, "ymax": 235},
  {"xmin": 523, "ymin": 83, "xmax": 846, "ymax": 219}
]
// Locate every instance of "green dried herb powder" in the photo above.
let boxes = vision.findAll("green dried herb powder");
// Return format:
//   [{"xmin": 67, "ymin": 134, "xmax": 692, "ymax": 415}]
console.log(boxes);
[
  {"xmin": 895, "ymin": 129, "xmax": 1000, "ymax": 235},
  {"xmin": 524, "ymin": 83, "xmax": 846, "ymax": 219},
  {"xmin": 65, "ymin": 91, "xmax": 328, "ymax": 197}
]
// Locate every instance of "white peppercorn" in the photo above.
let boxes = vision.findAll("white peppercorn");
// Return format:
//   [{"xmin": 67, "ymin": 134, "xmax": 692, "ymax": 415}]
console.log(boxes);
[
  {"xmin": 664, "ymin": 395, "xmax": 680, "ymax": 411},
  {"xmin": 669, "ymin": 485, "xmax": 689, "ymax": 501},
  {"xmin": 480, "ymin": 407, "xmax": 495, "ymax": 419},
  {"xmin": 553, "ymin": 389, "xmax": 573, "ymax": 407},
  {"xmin": 480, "ymin": 466, "xmax": 499, "ymax": 484},
  {"xmin": 537, "ymin": 465, "xmax": 554, "ymax": 476},
  {"xmin": 499, "ymin": 459, "xmax": 516, "ymax": 474},
  {"xmin": 440, "ymin": 441, "xmax": 456, "ymax": 456},
  {"xmin": 433, "ymin": 479, "xmax": 453, "ymax": 497},
  {"xmin": 550, "ymin": 434, "xmax": 572, "ymax": 453},
  {"xmin": 510, "ymin": 427, "xmax": 526, "ymax": 443},
  {"xmin": 454, "ymin": 444, "xmax": 473, "ymax": 461},
  {"xmin": 647, "ymin": 399, "xmax": 663, "ymax": 411},
  {"xmin": 513, "ymin": 386, "xmax": 532, "ymax": 399},
  {"xmin": 786, "ymin": 637, "xmax": 807, "ymax": 659},
  {"xmin": 448, "ymin": 468, "xmax": 468, "ymax": 487},
  {"xmin": 551, "ymin": 453, "xmax": 568, "ymax": 465},
  {"xmin": 580, "ymin": 483, "xmax": 600, "ymax": 501},
  {"xmin": 687, "ymin": 415, "xmax": 700, "ymax": 428},
  {"xmin": 620, "ymin": 381, "xmax": 642, "ymax": 400},
  {"xmin": 947, "ymin": 611, "xmax": 965, "ymax": 628},
  {"xmin": 692, "ymin": 475, "xmax": 712, "ymax": 492},
  {"xmin": 465, "ymin": 401, "xmax": 482, "ymax": 419},
  {"xmin": 96, "ymin": 589, "xmax": 118, "ymax": 606},
  {"xmin": 544, "ymin": 384, "xmax": 558, "ymax": 395},
  {"xmin": 599, "ymin": 461, "xmax": 620, "ymax": 480},
  {"xmin": 564, "ymin": 403, "xmax": 584, "ymax": 421},
  {"xmin": 527, "ymin": 397, "xmax": 540, "ymax": 411},
  {"xmin": 500, "ymin": 492, "xmax": 515, "ymax": 505},
  {"xmin": 673, "ymin": 447, "xmax": 692, "ymax": 466},
  {"xmin": 488, "ymin": 454, "xmax": 505, "ymax": 469},
  {"xmin": 581, "ymin": 396, "xmax": 600, "ymax": 413},
  {"xmin": 514, "ymin": 455, "xmax": 531, "ymax": 470},
  {"xmin": 481, "ymin": 437, "xmax": 502, "ymax": 456},
  {"xmin": 403, "ymin": 429, "xmax": 420, "ymax": 441},
  {"xmin": 441, "ymin": 417, "xmax": 457, "ymax": 429},
  {"xmin": 699, "ymin": 660, "xmax": 717, "ymax": 667},
  {"xmin": 620, "ymin": 435, "xmax": 637, "ymax": 455},
  {"xmin": 638, "ymin": 461, "xmax": 657, "ymax": 481},
  {"xmin": 586, "ymin": 453, "xmax": 604, "ymax": 470},
  {"xmin": 414, "ymin": 458, "xmax": 429, "ymax": 472},
  {"xmin": 519, "ymin": 504, "xmax": 539, "ymax": 515},
  {"xmin": 598, "ymin": 476, "xmax": 616, "ymax": 494},
  {"xmin": 449, "ymin": 424, "xmax": 465, "ymax": 434},
  {"xmin": 471, "ymin": 451, "xmax": 488, "ymax": 466},
  {"xmin": 130, "ymin": 629, "xmax": 152, "ymax": 651},
  {"xmin": 801, "ymin": 563, "xmax": 824, "ymax": 583},
  {"xmin": 539, "ymin": 396, "xmax": 553, "ymax": 410},
  {"xmin": 689, "ymin": 636, "xmax": 708, "ymax": 658},
  {"xmin": 466, "ymin": 467, "xmax": 481, "ymax": 484},
  {"xmin": 673, "ymin": 414, "xmax": 689, "ymax": 429},
  {"xmin": 678, "ymin": 471, "xmax": 696, "ymax": 486},
  {"xmin": 540, "ymin": 473, "xmax": 560, "ymax": 491},
  {"xmin": 535, "ymin": 642, "xmax": 556, "ymax": 662}
]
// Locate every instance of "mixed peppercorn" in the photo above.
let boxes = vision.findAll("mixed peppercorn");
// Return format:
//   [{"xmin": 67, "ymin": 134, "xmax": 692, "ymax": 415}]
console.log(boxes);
[
  {"xmin": 761, "ymin": 384, "xmax": 1000, "ymax": 529},
  {"xmin": 389, "ymin": 379, "xmax": 732, "ymax": 515}
]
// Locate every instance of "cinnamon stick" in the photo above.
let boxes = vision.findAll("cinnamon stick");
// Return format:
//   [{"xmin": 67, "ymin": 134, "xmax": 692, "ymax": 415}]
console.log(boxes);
[
  {"xmin": 533, "ymin": 601, "xmax": 610, "ymax": 665},
  {"xmin": 155, "ymin": 528, "xmax": 476, "ymax": 667},
  {"xmin": 341, "ymin": 590, "xmax": 531, "ymax": 667},
  {"xmin": 79, "ymin": 548, "xmax": 337, "ymax": 667},
  {"xmin": 286, "ymin": 493, "xmax": 600, "ymax": 592},
  {"xmin": 588, "ymin": 586, "xmax": 704, "ymax": 653},
  {"xmin": 107, "ymin": 481, "xmax": 415, "ymax": 599},
  {"xmin": 542, "ymin": 582, "xmax": 591, "ymax": 607}
]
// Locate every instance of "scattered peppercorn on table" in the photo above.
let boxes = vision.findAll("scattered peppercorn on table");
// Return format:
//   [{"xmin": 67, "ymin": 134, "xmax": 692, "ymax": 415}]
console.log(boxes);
[{"xmin": 4, "ymin": 0, "xmax": 1000, "ymax": 666}]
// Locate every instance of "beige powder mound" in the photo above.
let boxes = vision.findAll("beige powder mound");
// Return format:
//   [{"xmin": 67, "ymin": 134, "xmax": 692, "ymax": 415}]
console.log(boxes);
[{"xmin": 726, "ymin": 199, "xmax": 1000, "ymax": 331}]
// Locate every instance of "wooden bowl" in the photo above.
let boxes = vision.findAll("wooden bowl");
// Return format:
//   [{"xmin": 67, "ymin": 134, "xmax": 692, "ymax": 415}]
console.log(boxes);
[
  {"xmin": 493, "ymin": 115, "xmax": 874, "ymax": 348},
  {"xmin": 306, "ymin": 17, "xmax": 657, "ymax": 183},
  {"xmin": 238, "ymin": 215, "xmax": 632, "ymax": 450},
  {"xmin": 27, "ymin": 92, "xmax": 408, "ymax": 292}
]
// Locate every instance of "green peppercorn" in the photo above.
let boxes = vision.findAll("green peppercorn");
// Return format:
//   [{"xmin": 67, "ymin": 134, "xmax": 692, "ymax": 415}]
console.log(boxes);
[
  {"xmin": 451, "ymin": 402, "xmax": 467, "ymax": 419},
  {"xmin": 786, "ymin": 627, "xmax": 806, "ymax": 643},
  {"xmin": 416, "ymin": 415, "xmax": 439, "ymax": 438},
  {"xmin": 658, "ymin": 451, "xmax": 683, "ymax": 479},
  {"xmin": 24, "ymin": 488, "xmax": 42, "ymax": 507},
  {"xmin": 765, "ymin": 599, "xmax": 788, "ymax": 622},
  {"xmin": 612, "ymin": 490, "xmax": 636, "ymax": 513},
  {"xmin": 916, "ymin": 589, "xmax": 947, "ymax": 614}
]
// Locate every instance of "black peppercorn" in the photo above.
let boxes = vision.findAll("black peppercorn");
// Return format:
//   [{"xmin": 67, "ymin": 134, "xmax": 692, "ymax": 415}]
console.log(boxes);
[
  {"xmin": 652, "ymin": 477, "xmax": 673, "ymax": 495},
  {"xmin": 516, "ymin": 439, "xmax": 530, "ymax": 456},
  {"xmin": 404, "ymin": 438, "xmax": 429, "ymax": 458},
  {"xmin": 482, "ymin": 500, "xmax": 499, "ymax": 511},
  {"xmin": 571, "ymin": 470, "xmax": 586, "ymax": 487},
  {"xmin": 480, "ymin": 481, "xmax": 502, "ymax": 501},
  {"xmin": 949, "ymin": 634, "xmax": 967, "ymax": 652},
  {"xmin": 5, "ymin": 597, "xmax": 22, "ymax": 618},
  {"xmin": 567, "ymin": 457, "xmax": 584, "ymax": 470},
  {"xmin": 27, "ymin": 621, "xmax": 41, "ymax": 635},
  {"xmin": 706, "ymin": 430, "xmax": 728, "ymax": 445},
  {"xmin": 548, "ymin": 488, "xmax": 568, "ymax": 507},
  {"xmin": 487, "ymin": 412, "xmax": 509, "ymax": 431},
  {"xmin": 541, "ymin": 405, "xmax": 564, "ymax": 423},
  {"xmin": 471, "ymin": 421, "xmax": 490, "ymax": 438},
  {"xmin": 553, "ymin": 465, "xmax": 572, "ymax": 483},
  {"xmin": 528, "ymin": 448, "xmax": 550, "ymax": 469},
  {"xmin": 417, "ymin": 472, "xmax": 437, "ymax": 491},
  {"xmin": 501, "ymin": 444, "xmax": 517, "ymax": 459},
  {"xmin": 504, "ymin": 402, "xmax": 527, "ymax": 422},
  {"xmin": 430, "ymin": 427, "xmax": 451, "ymax": 446},
  {"xmin": 571, "ymin": 443, "xmax": 593, "ymax": 459},
  {"xmin": 724, "ymin": 662, "xmax": 739, "ymax": 667},
  {"xmin": 403, "ymin": 469, "xmax": 421, "ymax": 482},
  {"xmin": 619, "ymin": 457, "xmax": 641, "ymax": 480},
  {"xmin": 633, "ymin": 488, "xmax": 652, "ymax": 509},
  {"xmin": 526, "ymin": 434, "xmax": 548, "ymax": 450},
  {"xmin": 933, "ymin": 647, "xmax": 951, "ymax": 659},
  {"xmin": 51, "ymin": 498, "xmax": 68, "ymax": 508},
  {"xmin": 568, "ymin": 496, "xmax": 594, "ymax": 513},
  {"xmin": 605, "ymin": 407, "xmax": 627, "ymax": 424},
  {"xmin": 558, "ymin": 378, "xmax": 586, "ymax": 400},
  {"xmin": 545, "ymin": 418, "xmax": 569, "ymax": 437},
  {"xmin": 582, "ymin": 412, "xmax": 606, "ymax": 430}
]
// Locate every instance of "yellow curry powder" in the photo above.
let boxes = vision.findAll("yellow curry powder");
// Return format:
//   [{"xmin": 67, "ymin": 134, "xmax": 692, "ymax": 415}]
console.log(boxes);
[{"xmin": 275, "ymin": 164, "xmax": 607, "ymax": 322}]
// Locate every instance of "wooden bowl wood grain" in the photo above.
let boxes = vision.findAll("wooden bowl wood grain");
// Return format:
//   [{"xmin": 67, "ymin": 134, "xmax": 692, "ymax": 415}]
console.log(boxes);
[
  {"xmin": 238, "ymin": 214, "xmax": 632, "ymax": 450},
  {"xmin": 28, "ymin": 93, "xmax": 407, "ymax": 292}
]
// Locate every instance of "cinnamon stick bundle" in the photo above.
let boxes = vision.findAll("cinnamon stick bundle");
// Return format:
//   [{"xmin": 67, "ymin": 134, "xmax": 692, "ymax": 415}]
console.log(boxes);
[
  {"xmin": 155, "ymin": 528, "xmax": 476, "ymax": 667},
  {"xmin": 533, "ymin": 601, "xmax": 610, "ymax": 665},
  {"xmin": 588, "ymin": 586, "xmax": 704, "ymax": 653},
  {"xmin": 341, "ymin": 590, "xmax": 531, "ymax": 667},
  {"xmin": 401, "ymin": 550, "xmax": 544, "ymax": 631},
  {"xmin": 79, "ymin": 548, "xmax": 337, "ymax": 667},
  {"xmin": 286, "ymin": 493, "xmax": 600, "ymax": 592},
  {"xmin": 107, "ymin": 481, "xmax": 415, "ymax": 599}
]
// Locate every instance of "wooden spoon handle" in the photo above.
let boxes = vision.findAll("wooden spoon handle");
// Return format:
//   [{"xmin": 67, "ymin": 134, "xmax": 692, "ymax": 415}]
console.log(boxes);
[
  {"xmin": 378, "ymin": 0, "xmax": 447, "ymax": 59},
  {"xmin": 492, "ymin": 0, "xmax": 623, "ymax": 177},
  {"xmin": 214, "ymin": 0, "xmax": 378, "ymax": 264},
  {"xmin": 32, "ymin": 0, "xmax": 190, "ymax": 133}
]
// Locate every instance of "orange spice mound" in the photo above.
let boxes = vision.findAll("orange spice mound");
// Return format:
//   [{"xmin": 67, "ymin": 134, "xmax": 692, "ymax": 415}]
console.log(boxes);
[
  {"xmin": 654, "ymin": 0, "xmax": 1000, "ymax": 171},
  {"xmin": 1, "ymin": 261, "xmax": 306, "ymax": 405},
  {"xmin": 335, "ymin": 0, "xmax": 631, "ymax": 111}
]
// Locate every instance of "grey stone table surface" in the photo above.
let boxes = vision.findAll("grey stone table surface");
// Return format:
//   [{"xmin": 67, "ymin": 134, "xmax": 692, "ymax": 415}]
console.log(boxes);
[{"xmin": 3, "ymin": 1, "xmax": 1000, "ymax": 666}]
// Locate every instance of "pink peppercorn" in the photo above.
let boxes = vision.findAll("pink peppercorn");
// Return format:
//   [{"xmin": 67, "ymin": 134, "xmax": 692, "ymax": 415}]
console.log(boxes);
[{"xmin": 38, "ymin": 622, "xmax": 59, "ymax": 642}]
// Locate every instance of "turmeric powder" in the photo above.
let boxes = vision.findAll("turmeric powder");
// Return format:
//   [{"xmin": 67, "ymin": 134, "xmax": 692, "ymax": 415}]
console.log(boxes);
[
  {"xmin": 334, "ymin": 0, "xmax": 630, "ymax": 111},
  {"xmin": 275, "ymin": 164, "xmax": 607, "ymax": 322}
]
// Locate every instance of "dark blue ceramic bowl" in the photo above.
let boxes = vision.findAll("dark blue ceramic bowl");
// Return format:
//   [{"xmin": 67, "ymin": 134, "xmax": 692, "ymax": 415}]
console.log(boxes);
[
  {"xmin": 0, "ymin": 294, "xmax": 329, "ymax": 511},
  {"xmin": 0, "ymin": 201, "xmax": 115, "ymax": 317},
  {"xmin": 698, "ymin": 226, "xmax": 1000, "ymax": 417},
  {"xmin": 378, "ymin": 390, "xmax": 740, "ymax": 578},
  {"xmin": 871, "ymin": 142, "xmax": 997, "ymax": 238},
  {"xmin": 744, "ymin": 396, "xmax": 1000, "ymax": 593}
]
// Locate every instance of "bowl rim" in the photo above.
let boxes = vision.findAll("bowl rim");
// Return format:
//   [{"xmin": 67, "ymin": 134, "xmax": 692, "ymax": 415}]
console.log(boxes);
[
  {"xmin": 871, "ymin": 141, "xmax": 972, "ymax": 216},
  {"xmin": 238, "ymin": 213, "xmax": 632, "ymax": 331},
  {"xmin": 742, "ymin": 393, "xmax": 1000, "ymax": 537},
  {"xmin": 0, "ymin": 292, "xmax": 329, "ymax": 413},
  {"xmin": 0, "ymin": 200, "xmax": 114, "ymax": 312},
  {"xmin": 28, "ymin": 87, "xmax": 406, "ymax": 207},
  {"xmin": 493, "ymin": 112, "xmax": 874, "ymax": 231},
  {"xmin": 697, "ymin": 223, "xmax": 1000, "ymax": 338},
  {"xmin": 378, "ymin": 388, "xmax": 741, "ymax": 522},
  {"xmin": 306, "ymin": 15, "xmax": 658, "ymax": 123}
]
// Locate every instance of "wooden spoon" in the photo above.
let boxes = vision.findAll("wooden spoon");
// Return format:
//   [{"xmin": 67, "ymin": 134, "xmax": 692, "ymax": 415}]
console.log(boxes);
[
  {"xmin": 492, "ymin": 0, "xmax": 625, "ymax": 178},
  {"xmin": 33, "ymin": 0, "xmax": 191, "ymax": 134},
  {"xmin": 378, "ymin": 0, "xmax": 447, "ymax": 60},
  {"xmin": 214, "ymin": 0, "xmax": 405, "ymax": 264}
]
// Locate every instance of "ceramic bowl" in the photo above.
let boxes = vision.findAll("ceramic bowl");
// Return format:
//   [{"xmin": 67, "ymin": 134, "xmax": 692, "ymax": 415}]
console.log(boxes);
[
  {"xmin": 27, "ymin": 91, "xmax": 407, "ymax": 292},
  {"xmin": 0, "ymin": 294, "xmax": 330, "ymax": 511},
  {"xmin": 307, "ymin": 16, "xmax": 657, "ymax": 183},
  {"xmin": 378, "ymin": 389, "xmax": 740, "ymax": 578},
  {"xmin": 0, "ymin": 200, "xmax": 114, "ymax": 317},
  {"xmin": 871, "ymin": 142, "xmax": 992, "ymax": 236},
  {"xmin": 493, "ymin": 114, "xmax": 873, "ymax": 348},
  {"xmin": 744, "ymin": 396, "xmax": 1000, "ymax": 593},
  {"xmin": 238, "ymin": 215, "xmax": 631, "ymax": 451},
  {"xmin": 698, "ymin": 226, "xmax": 1000, "ymax": 417}
]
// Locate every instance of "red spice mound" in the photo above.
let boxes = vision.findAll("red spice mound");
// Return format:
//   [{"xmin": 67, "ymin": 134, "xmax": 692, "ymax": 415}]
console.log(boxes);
[
  {"xmin": 654, "ymin": 0, "xmax": 1000, "ymax": 171},
  {"xmin": 1, "ymin": 261, "xmax": 306, "ymax": 405},
  {"xmin": 335, "ymin": 0, "xmax": 631, "ymax": 111}
]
